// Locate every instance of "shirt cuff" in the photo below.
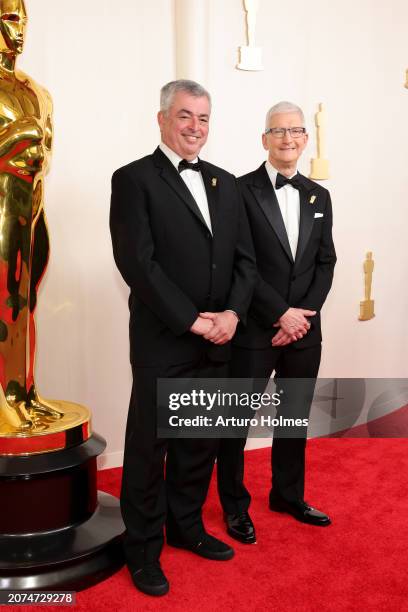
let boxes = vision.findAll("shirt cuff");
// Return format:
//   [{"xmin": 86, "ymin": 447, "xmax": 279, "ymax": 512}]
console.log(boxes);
[{"xmin": 225, "ymin": 309, "xmax": 240, "ymax": 321}]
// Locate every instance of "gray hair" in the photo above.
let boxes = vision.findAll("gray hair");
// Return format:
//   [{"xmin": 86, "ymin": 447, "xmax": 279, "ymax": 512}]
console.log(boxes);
[
  {"xmin": 160, "ymin": 80, "xmax": 211, "ymax": 114},
  {"xmin": 265, "ymin": 101, "xmax": 305, "ymax": 130}
]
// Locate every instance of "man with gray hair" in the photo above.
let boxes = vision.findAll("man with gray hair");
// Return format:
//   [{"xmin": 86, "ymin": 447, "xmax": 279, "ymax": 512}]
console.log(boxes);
[
  {"xmin": 110, "ymin": 80, "xmax": 256, "ymax": 596},
  {"xmin": 217, "ymin": 101, "xmax": 336, "ymax": 543}
]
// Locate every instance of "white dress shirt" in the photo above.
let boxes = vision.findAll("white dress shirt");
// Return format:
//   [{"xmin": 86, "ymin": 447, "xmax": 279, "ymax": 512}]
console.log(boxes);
[
  {"xmin": 159, "ymin": 142, "xmax": 212, "ymax": 234},
  {"xmin": 265, "ymin": 161, "xmax": 300, "ymax": 260}
]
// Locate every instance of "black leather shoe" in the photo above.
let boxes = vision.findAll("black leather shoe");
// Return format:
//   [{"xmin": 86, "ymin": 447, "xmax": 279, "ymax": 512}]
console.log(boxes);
[
  {"xmin": 224, "ymin": 511, "xmax": 256, "ymax": 544},
  {"xmin": 167, "ymin": 532, "xmax": 234, "ymax": 560},
  {"xmin": 269, "ymin": 497, "xmax": 331, "ymax": 526},
  {"xmin": 131, "ymin": 562, "xmax": 169, "ymax": 596}
]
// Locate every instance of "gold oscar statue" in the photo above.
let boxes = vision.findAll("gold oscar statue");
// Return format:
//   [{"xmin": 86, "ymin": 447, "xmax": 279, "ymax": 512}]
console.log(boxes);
[
  {"xmin": 359, "ymin": 252, "xmax": 375, "ymax": 321},
  {"xmin": 0, "ymin": 0, "xmax": 90, "ymax": 452},
  {"xmin": 0, "ymin": 4, "xmax": 122, "ymax": 591},
  {"xmin": 310, "ymin": 102, "xmax": 330, "ymax": 180},
  {"xmin": 237, "ymin": 0, "xmax": 263, "ymax": 71}
]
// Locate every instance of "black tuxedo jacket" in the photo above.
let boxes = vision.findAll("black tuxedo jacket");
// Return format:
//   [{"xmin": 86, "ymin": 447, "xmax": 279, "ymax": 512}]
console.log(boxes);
[
  {"xmin": 110, "ymin": 147, "xmax": 256, "ymax": 366},
  {"xmin": 234, "ymin": 163, "xmax": 336, "ymax": 350}
]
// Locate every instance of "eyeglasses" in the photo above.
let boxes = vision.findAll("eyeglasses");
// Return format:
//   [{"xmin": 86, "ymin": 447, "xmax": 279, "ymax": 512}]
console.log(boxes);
[{"xmin": 265, "ymin": 127, "xmax": 306, "ymax": 138}]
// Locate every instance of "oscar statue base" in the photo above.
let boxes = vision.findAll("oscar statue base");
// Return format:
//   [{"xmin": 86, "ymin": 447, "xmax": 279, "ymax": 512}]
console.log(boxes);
[
  {"xmin": 0, "ymin": 399, "xmax": 91, "ymax": 455},
  {"xmin": 310, "ymin": 158, "xmax": 330, "ymax": 180},
  {"xmin": 0, "ymin": 433, "xmax": 125, "ymax": 590},
  {"xmin": 237, "ymin": 46, "xmax": 263, "ymax": 71},
  {"xmin": 359, "ymin": 300, "xmax": 375, "ymax": 321}
]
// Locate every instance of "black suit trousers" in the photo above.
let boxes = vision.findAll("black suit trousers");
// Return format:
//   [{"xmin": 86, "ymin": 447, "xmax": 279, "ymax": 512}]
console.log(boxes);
[
  {"xmin": 217, "ymin": 344, "xmax": 321, "ymax": 513},
  {"xmin": 121, "ymin": 355, "xmax": 228, "ymax": 570}
]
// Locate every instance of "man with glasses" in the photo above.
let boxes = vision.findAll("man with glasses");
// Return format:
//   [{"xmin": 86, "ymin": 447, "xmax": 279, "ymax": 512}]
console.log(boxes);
[{"xmin": 217, "ymin": 101, "xmax": 336, "ymax": 544}]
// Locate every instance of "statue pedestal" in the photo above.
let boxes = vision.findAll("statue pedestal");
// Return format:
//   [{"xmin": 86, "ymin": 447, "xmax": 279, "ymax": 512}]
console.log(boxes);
[
  {"xmin": 0, "ymin": 399, "xmax": 91, "ymax": 452},
  {"xmin": 0, "ymin": 433, "xmax": 124, "ymax": 590},
  {"xmin": 237, "ymin": 46, "xmax": 263, "ymax": 71},
  {"xmin": 359, "ymin": 300, "xmax": 375, "ymax": 321},
  {"xmin": 310, "ymin": 158, "xmax": 329, "ymax": 180}
]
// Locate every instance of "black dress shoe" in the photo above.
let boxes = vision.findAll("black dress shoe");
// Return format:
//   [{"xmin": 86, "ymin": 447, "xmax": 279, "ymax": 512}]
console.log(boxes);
[
  {"xmin": 167, "ymin": 532, "xmax": 234, "ymax": 560},
  {"xmin": 269, "ymin": 497, "xmax": 331, "ymax": 526},
  {"xmin": 131, "ymin": 562, "xmax": 169, "ymax": 596},
  {"xmin": 224, "ymin": 511, "xmax": 256, "ymax": 544}
]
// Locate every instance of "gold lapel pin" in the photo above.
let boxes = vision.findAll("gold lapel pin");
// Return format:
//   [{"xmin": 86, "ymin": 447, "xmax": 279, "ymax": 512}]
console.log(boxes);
[
  {"xmin": 211, "ymin": 178, "xmax": 217, "ymax": 187},
  {"xmin": 309, "ymin": 195, "xmax": 316, "ymax": 204}
]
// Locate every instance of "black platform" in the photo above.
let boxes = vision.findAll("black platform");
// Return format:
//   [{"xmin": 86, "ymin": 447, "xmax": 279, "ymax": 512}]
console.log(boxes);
[{"xmin": 0, "ymin": 434, "xmax": 125, "ymax": 590}]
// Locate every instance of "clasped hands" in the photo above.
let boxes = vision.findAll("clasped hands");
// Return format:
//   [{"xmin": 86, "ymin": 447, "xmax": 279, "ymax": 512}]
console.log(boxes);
[
  {"xmin": 190, "ymin": 307, "xmax": 315, "ymax": 347},
  {"xmin": 190, "ymin": 311, "xmax": 238, "ymax": 345},
  {"xmin": 272, "ymin": 307, "xmax": 316, "ymax": 347}
]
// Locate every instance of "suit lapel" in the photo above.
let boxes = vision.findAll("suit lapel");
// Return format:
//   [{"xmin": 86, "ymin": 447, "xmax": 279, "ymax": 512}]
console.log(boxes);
[
  {"xmin": 152, "ymin": 147, "xmax": 208, "ymax": 230},
  {"xmin": 294, "ymin": 175, "xmax": 315, "ymax": 267},
  {"xmin": 200, "ymin": 162, "xmax": 219, "ymax": 233},
  {"xmin": 249, "ymin": 164, "xmax": 294, "ymax": 263}
]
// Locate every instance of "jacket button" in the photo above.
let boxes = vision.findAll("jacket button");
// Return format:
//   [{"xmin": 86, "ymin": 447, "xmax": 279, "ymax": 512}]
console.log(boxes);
[
  {"xmin": 291, "ymin": 275, "xmax": 296, "ymax": 281},
  {"xmin": 212, "ymin": 264, "xmax": 217, "ymax": 270},
  {"xmin": 207, "ymin": 233, "xmax": 211, "ymax": 239}
]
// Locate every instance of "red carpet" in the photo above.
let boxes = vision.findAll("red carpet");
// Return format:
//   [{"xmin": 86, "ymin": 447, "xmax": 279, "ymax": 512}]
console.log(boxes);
[{"xmin": 14, "ymin": 440, "xmax": 408, "ymax": 611}]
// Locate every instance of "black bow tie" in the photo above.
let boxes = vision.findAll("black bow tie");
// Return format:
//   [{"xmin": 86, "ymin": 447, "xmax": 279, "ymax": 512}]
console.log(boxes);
[
  {"xmin": 178, "ymin": 159, "xmax": 201, "ymax": 173},
  {"xmin": 275, "ymin": 172, "xmax": 302, "ymax": 190}
]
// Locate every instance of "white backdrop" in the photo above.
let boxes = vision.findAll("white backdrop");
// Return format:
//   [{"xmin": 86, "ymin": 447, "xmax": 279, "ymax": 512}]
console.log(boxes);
[{"xmin": 19, "ymin": 1, "xmax": 408, "ymax": 466}]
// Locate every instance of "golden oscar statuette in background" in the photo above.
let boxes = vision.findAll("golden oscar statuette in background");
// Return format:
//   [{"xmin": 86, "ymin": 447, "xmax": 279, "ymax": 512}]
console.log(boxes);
[
  {"xmin": 310, "ymin": 102, "xmax": 330, "ymax": 180},
  {"xmin": 0, "ymin": 0, "xmax": 90, "ymax": 455},
  {"xmin": 359, "ymin": 251, "xmax": 375, "ymax": 321}
]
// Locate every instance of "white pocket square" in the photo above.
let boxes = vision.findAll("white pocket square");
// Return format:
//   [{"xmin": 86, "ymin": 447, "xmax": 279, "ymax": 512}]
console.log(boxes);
[{"xmin": 314, "ymin": 212, "xmax": 324, "ymax": 218}]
